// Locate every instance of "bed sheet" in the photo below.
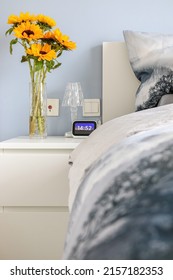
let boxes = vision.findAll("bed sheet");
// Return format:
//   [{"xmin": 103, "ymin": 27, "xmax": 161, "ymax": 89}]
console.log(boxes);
[
  {"xmin": 64, "ymin": 117, "xmax": 173, "ymax": 259},
  {"xmin": 68, "ymin": 103, "xmax": 173, "ymax": 211}
]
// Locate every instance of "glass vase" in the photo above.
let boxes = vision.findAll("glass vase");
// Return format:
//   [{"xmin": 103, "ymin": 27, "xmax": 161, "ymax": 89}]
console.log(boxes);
[{"xmin": 29, "ymin": 82, "xmax": 47, "ymax": 138}]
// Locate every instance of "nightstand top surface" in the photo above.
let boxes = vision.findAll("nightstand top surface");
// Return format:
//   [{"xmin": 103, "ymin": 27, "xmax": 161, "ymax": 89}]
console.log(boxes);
[{"xmin": 0, "ymin": 136, "xmax": 83, "ymax": 150}]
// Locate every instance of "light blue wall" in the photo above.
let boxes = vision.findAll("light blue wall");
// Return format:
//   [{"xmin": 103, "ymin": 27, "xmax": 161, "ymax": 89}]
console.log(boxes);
[{"xmin": 0, "ymin": 0, "xmax": 173, "ymax": 141}]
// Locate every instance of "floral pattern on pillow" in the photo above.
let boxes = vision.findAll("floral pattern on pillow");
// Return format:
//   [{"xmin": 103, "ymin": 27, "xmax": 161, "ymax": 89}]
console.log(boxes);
[{"xmin": 123, "ymin": 30, "xmax": 173, "ymax": 111}]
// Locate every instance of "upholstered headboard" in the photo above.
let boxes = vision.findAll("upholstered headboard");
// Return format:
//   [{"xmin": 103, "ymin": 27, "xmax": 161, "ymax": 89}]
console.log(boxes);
[{"xmin": 102, "ymin": 42, "xmax": 140, "ymax": 123}]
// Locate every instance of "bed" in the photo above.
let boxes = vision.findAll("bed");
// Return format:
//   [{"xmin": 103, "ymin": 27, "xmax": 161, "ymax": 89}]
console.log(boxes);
[{"xmin": 63, "ymin": 30, "xmax": 173, "ymax": 260}]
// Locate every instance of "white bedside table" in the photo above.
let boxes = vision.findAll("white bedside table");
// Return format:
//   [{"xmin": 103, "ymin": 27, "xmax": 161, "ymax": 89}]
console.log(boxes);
[{"xmin": 0, "ymin": 136, "xmax": 82, "ymax": 260}]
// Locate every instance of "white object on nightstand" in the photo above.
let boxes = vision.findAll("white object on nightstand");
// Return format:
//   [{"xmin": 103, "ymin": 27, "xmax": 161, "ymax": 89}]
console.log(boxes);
[
  {"xmin": 0, "ymin": 136, "xmax": 82, "ymax": 260},
  {"xmin": 62, "ymin": 82, "xmax": 84, "ymax": 137}
]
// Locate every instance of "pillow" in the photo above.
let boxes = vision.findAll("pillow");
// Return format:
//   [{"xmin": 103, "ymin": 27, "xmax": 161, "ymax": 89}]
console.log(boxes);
[
  {"xmin": 123, "ymin": 30, "xmax": 173, "ymax": 111},
  {"xmin": 157, "ymin": 94, "xmax": 173, "ymax": 106}
]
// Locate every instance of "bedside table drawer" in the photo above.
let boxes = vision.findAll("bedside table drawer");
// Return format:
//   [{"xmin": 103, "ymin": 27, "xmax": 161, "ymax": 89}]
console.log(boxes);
[
  {"xmin": 0, "ymin": 150, "xmax": 72, "ymax": 206},
  {"xmin": 0, "ymin": 209, "xmax": 69, "ymax": 260},
  {"xmin": 0, "ymin": 136, "xmax": 82, "ymax": 260}
]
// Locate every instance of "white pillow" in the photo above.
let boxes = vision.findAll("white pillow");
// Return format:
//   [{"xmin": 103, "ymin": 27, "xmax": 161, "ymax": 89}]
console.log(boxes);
[{"xmin": 123, "ymin": 30, "xmax": 173, "ymax": 111}]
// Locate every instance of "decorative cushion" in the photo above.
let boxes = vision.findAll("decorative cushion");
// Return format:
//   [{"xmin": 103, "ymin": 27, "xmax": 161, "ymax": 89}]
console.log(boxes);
[
  {"xmin": 157, "ymin": 94, "xmax": 173, "ymax": 106},
  {"xmin": 123, "ymin": 30, "xmax": 173, "ymax": 111}
]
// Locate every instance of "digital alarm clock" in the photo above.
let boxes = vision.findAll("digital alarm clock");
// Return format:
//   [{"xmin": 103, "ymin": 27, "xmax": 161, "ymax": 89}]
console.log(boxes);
[{"xmin": 72, "ymin": 121, "xmax": 97, "ymax": 137}]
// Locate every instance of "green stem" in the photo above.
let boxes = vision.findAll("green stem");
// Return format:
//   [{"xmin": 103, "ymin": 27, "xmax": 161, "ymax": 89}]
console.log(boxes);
[{"xmin": 29, "ymin": 67, "xmax": 47, "ymax": 137}]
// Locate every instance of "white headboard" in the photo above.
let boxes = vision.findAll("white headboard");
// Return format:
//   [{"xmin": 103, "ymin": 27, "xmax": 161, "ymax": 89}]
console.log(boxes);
[{"xmin": 102, "ymin": 42, "xmax": 140, "ymax": 123}]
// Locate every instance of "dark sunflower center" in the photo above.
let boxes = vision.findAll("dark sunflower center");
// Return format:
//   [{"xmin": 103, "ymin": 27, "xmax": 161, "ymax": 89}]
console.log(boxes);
[
  {"xmin": 40, "ymin": 51, "xmax": 47, "ymax": 55},
  {"xmin": 22, "ymin": 30, "xmax": 34, "ymax": 36}
]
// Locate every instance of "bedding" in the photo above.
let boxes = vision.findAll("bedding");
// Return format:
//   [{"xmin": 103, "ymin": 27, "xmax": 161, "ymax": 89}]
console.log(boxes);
[
  {"xmin": 64, "ymin": 104, "xmax": 173, "ymax": 260},
  {"xmin": 158, "ymin": 94, "xmax": 173, "ymax": 106},
  {"xmin": 123, "ymin": 30, "xmax": 173, "ymax": 111},
  {"xmin": 68, "ymin": 103, "xmax": 173, "ymax": 210}
]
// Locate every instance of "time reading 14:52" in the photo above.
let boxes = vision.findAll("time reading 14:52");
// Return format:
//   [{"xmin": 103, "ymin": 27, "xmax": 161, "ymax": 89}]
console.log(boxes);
[{"xmin": 76, "ymin": 125, "xmax": 93, "ymax": 131}]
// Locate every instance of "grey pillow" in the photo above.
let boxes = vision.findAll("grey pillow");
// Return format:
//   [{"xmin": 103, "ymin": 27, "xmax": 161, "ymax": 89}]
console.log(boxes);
[
  {"xmin": 157, "ymin": 94, "xmax": 173, "ymax": 106},
  {"xmin": 123, "ymin": 30, "xmax": 173, "ymax": 111}
]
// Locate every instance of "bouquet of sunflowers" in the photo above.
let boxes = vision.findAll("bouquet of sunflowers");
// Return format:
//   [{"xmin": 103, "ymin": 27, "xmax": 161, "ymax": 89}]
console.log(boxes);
[
  {"xmin": 6, "ymin": 12, "xmax": 76, "ymax": 82},
  {"xmin": 6, "ymin": 12, "xmax": 76, "ymax": 137}
]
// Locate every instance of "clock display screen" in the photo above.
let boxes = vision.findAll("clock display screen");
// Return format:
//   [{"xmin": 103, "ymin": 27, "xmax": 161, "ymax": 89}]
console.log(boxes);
[{"xmin": 72, "ymin": 121, "xmax": 97, "ymax": 136}]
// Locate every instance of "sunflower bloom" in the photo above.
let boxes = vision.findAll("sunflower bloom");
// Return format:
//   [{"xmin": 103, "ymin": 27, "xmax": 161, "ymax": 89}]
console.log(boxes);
[
  {"xmin": 7, "ymin": 14, "xmax": 20, "ymax": 24},
  {"xmin": 18, "ymin": 12, "xmax": 35, "ymax": 22},
  {"xmin": 8, "ymin": 12, "xmax": 35, "ymax": 24},
  {"xmin": 14, "ymin": 21, "xmax": 43, "ymax": 41},
  {"xmin": 53, "ymin": 28, "xmax": 76, "ymax": 50},
  {"xmin": 6, "ymin": 11, "xmax": 76, "ymax": 138},
  {"xmin": 27, "ymin": 43, "xmax": 56, "ymax": 61},
  {"xmin": 62, "ymin": 40, "xmax": 77, "ymax": 50},
  {"xmin": 36, "ymin": 14, "xmax": 56, "ymax": 27},
  {"xmin": 43, "ymin": 31, "xmax": 55, "ymax": 40}
]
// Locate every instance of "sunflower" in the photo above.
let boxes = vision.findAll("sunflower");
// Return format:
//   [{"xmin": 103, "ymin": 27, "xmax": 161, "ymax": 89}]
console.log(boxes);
[
  {"xmin": 43, "ymin": 31, "xmax": 54, "ymax": 40},
  {"xmin": 7, "ymin": 14, "xmax": 19, "ymax": 25},
  {"xmin": 6, "ymin": 11, "xmax": 76, "ymax": 138},
  {"xmin": 8, "ymin": 12, "xmax": 35, "ymax": 25},
  {"xmin": 26, "ymin": 43, "xmax": 56, "ymax": 61},
  {"xmin": 36, "ymin": 14, "xmax": 56, "ymax": 27},
  {"xmin": 14, "ymin": 21, "xmax": 43, "ymax": 41},
  {"xmin": 53, "ymin": 28, "xmax": 76, "ymax": 50}
]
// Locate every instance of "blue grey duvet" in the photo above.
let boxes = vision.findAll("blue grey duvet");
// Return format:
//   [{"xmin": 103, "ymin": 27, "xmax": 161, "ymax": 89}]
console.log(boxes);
[{"xmin": 64, "ymin": 122, "xmax": 173, "ymax": 260}]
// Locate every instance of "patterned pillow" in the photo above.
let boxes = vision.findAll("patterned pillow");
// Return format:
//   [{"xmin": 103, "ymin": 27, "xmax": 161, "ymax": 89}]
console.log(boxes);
[{"xmin": 123, "ymin": 30, "xmax": 173, "ymax": 111}]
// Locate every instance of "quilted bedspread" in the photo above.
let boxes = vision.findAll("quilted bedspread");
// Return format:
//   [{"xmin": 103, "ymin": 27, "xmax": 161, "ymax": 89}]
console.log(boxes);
[{"xmin": 64, "ymin": 121, "xmax": 173, "ymax": 260}]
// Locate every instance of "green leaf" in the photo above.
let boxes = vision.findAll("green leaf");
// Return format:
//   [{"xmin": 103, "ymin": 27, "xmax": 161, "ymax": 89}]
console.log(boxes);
[
  {"xmin": 46, "ymin": 60, "xmax": 54, "ymax": 72},
  {"xmin": 37, "ymin": 22, "xmax": 52, "ymax": 32},
  {"xmin": 21, "ymin": 56, "xmax": 28, "ymax": 63},
  {"xmin": 45, "ymin": 60, "xmax": 62, "ymax": 72},
  {"xmin": 53, "ymin": 62, "xmax": 61, "ymax": 69},
  {"xmin": 9, "ymin": 38, "xmax": 18, "ymax": 54},
  {"xmin": 34, "ymin": 60, "xmax": 44, "ymax": 72},
  {"xmin": 57, "ymin": 50, "xmax": 62, "ymax": 58},
  {"xmin": 5, "ymin": 27, "xmax": 14, "ymax": 36}
]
